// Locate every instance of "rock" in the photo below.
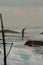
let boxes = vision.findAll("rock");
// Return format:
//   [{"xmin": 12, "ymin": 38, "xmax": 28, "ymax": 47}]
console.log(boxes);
[
  {"xmin": 24, "ymin": 40, "xmax": 43, "ymax": 47},
  {"xmin": 0, "ymin": 51, "xmax": 1, "ymax": 54},
  {"xmin": 40, "ymin": 32, "xmax": 43, "ymax": 34}
]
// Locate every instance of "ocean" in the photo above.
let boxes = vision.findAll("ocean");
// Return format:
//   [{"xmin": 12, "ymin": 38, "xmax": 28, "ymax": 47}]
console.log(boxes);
[{"xmin": 0, "ymin": 27, "xmax": 43, "ymax": 65}]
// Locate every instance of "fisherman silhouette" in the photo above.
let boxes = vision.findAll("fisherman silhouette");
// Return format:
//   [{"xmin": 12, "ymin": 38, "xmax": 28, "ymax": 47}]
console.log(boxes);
[
  {"xmin": 22, "ymin": 28, "xmax": 26, "ymax": 40},
  {"xmin": 22, "ymin": 24, "xmax": 29, "ymax": 40}
]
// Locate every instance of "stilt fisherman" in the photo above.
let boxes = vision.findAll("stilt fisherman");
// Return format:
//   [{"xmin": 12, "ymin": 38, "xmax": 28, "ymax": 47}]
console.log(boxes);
[{"xmin": 22, "ymin": 27, "xmax": 26, "ymax": 40}]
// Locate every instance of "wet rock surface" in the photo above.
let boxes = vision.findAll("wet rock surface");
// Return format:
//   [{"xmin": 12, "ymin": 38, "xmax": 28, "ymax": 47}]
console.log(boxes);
[{"xmin": 24, "ymin": 40, "xmax": 43, "ymax": 47}]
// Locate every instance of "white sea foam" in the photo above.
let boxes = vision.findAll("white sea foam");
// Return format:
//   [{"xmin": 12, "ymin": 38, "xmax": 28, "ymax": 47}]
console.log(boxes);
[{"xmin": 0, "ymin": 28, "xmax": 43, "ymax": 65}]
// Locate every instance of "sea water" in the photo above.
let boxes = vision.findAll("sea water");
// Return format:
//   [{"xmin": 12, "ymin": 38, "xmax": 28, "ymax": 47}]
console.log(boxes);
[{"xmin": 0, "ymin": 27, "xmax": 43, "ymax": 65}]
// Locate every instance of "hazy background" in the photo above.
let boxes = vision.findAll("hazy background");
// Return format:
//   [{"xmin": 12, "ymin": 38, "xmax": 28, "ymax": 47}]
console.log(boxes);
[{"xmin": 0, "ymin": 0, "xmax": 43, "ymax": 29}]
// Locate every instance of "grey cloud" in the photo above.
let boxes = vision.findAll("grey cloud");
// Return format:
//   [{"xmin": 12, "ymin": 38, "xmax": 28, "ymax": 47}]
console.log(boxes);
[{"xmin": 0, "ymin": 0, "xmax": 43, "ymax": 7}]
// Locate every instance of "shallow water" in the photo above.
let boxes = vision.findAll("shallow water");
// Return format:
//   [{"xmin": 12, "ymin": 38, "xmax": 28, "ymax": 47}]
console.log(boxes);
[
  {"xmin": 0, "ymin": 28, "xmax": 43, "ymax": 65},
  {"xmin": 0, "ymin": 41, "xmax": 43, "ymax": 65}
]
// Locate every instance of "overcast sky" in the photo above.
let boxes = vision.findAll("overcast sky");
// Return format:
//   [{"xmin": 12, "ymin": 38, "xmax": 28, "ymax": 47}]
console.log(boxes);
[
  {"xmin": 0, "ymin": 0, "xmax": 43, "ymax": 29},
  {"xmin": 0, "ymin": 0, "xmax": 43, "ymax": 7}
]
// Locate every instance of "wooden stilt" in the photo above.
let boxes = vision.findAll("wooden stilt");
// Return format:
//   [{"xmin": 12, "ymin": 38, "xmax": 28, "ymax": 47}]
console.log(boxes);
[{"xmin": 0, "ymin": 14, "xmax": 7, "ymax": 65}]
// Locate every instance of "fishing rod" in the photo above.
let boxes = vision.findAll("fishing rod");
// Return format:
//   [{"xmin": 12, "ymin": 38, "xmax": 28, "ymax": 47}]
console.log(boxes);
[{"xmin": 23, "ymin": 24, "xmax": 29, "ymax": 30}]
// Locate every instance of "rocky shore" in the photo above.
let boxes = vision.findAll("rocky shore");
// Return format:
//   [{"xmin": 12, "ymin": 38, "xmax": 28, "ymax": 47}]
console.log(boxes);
[
  {"xmin": 40, "ymin": 32, "xmax": 43, "ymax": 34},
  {"xmin": 24, "ymin": 40, "xmax": 43, "ymax": 47}
]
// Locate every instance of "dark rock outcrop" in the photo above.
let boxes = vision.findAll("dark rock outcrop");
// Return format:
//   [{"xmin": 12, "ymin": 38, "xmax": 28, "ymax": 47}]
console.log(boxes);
[
  {"xmin": 24, "ymin": 40, "xmax": 43, "ymax": 47},
  {"xmin": 0, "ymin": 29, "xmax": 20, "ymax": 33},
  {"xmin": 40, "ymin": 32, "xmax": 43, "ymax": 34}
]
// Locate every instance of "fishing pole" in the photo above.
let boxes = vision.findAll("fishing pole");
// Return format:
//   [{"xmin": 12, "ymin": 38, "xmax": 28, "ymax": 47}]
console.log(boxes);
[{"xmin": 23, "ymin": 24, "xmax": 29, "ymax": 30}]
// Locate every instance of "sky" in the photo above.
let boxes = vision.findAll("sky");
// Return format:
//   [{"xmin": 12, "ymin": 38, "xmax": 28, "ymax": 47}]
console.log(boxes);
[
  {"xmin": 0, "ymin": 0, "xmax": 43, "ymax": 7},
  {"xmin": 0, "ymin": 0, "xmax": 43, "ymax": 29}
]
